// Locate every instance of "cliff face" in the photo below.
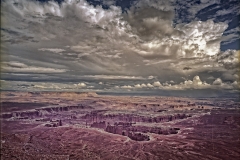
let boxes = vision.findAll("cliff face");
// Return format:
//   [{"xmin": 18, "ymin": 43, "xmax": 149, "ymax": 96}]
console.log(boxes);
[
  {"xmin": 0, "ymin": 105, "xmax": 89, "ymax": 119},
  {"xmin": 104, "ymin": 124, "xmax": 178, "ymax": 141},
  {"xmin": 82, "ymin": 112, "xmax": 191, "ymax": 124}
]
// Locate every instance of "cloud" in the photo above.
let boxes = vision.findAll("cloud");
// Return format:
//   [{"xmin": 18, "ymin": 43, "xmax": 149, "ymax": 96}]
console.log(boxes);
[
  {"xmin": 222, "ymin": 72, "xmax": 239, "ymax": 81},
  {"xmin": 187, "ymin": 0, "xmax": 220, "ymax": 19},
  {"xmin": 213, "ymin": 78, "xmax": 222, "ymax": 85},
  {"xmin": 101, "ymin": 53, "xmax": 123, "ymax": 59},
  {"xmin": 217, "ymin": 50, "xmax": 239, "ymax": 70},
  {"xmin": 80, "ymin": 75, "xmax": 146, "ymax": 80},
  {"xmin": 121, "ymin": 85, "xmax": 133, "ymax": 89},
  {"xmin": 74, "ymin": 82, "xmax": 87, "ymax": 87},
  {"xmin": 118, "ymin": 75, "xmax": 238, "ymax": 91},
  {"xmin": 147, "ymin": 75, "xmax": 155, "ymax": 79},
  {"xmin": 1, "ymin": 61, "xmax": 67, "ymax": 73},
  {"xmin": 1, "ymin": 0, "xmax": 230, "ymax": 62},
  {"xmin": 102, "ymin": 0, "xmax": 116, "ymax": 6},
  {"xmin": 134, "ymin": 84, "xmax": 141, "ymax": 88},
  {"xmin": 147, "ymin": 83, "xmax": 154, "ymax": 88},
  {"xmin": 153, "ymin": 81, "xmax": 162, "ymax": 87},
  {"xmin": 1, "ymin": 80, "xmax": 88, "ymax": 91},
  {"xmin": 232, "ymin": 81, "xmax": 239, "ymax": 88},
  {"xmin": 216, "ymin": 9, "xmax": 233, "ymax": 16},
  {"xmin": 134, "ymin": 83, "xmax": 147, "ymax": 88},
  {"xmin": 162, "ymin": 76, "xmax": 238, "ymax": 90},
  {"xmin": 128, "ymin": 19, "xmax": 228, "ymax": 59},
  {"xmin": 192, "ymin": 76, "xmax": 203, "ymax": 85},
  {"xmin": 207, "ymin": 76, "xmax": 215, "ymax": 80},
  {"xmin": 39, "ymin": 48, "xmax": 66, "ymax": 53},
  {"xmin": 211, "ymin": 78, "xmax": 238, "ymax": 89}
]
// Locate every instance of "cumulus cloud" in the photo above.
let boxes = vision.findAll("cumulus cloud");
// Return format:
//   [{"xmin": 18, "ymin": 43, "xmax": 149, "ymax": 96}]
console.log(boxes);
[
  {"xmin": 213, "ymin": 78, "xmax": 222, "ymax": 85},
  {"xmin": 134, "ymin": 83, "xmax": 147, "ymax": 88},
  {"xmin": 160, "ymin": 76, "xmax": 238, "ymax": 90},
  {"xmin": 1, "ymin": 80, "xmax": 89, "ymax": 91},
  {"xmin": 211, "ymin": 78, "xmax": 238, "ymax": 89},
  {"xmin": 121, "ymin": 85, "xmax": 133, "ymax": 89},
  {"xmin": 147, "ymin": 83, "xmax": 154, "ymax": 88},
  {"xmin": 232, "ymin": 81, "xmax": 239, "ymax": 88},
  {"xmin": 128, "ymin": 19, "xmax": 228, "ymax": 58},
  {"xmin": 153, "ymin": 81, "xmax": 162, "ymax": 87},
  {"xmin": 74, "ymin": 82, "xmax": 87, "ymax": 88},
  {"xmin": 217, "ymin": 50, "xmax": 239, "ymax": 70},
  {"xmin": 118, "ymin": 75, "xmax": 238, "ymax": 91},
  {"xmin": 179, "ymin": 76, "xmax": 210, "ymax": 89},
  {"xmin": 147, "ymin": 75, "xmax": 155, "ymax": 79}
]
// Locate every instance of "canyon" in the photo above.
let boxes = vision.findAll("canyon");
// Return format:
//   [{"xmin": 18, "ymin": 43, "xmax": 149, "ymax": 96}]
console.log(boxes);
[{"xmin": 1, "ymin": 91, "xmax": 240, "ymax": 159}]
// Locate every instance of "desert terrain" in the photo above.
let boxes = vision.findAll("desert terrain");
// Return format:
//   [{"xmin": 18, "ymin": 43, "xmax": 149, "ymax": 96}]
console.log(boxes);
[{"xmin": 1, "ymin": 91, "xmax": 240, "ymax": 160}]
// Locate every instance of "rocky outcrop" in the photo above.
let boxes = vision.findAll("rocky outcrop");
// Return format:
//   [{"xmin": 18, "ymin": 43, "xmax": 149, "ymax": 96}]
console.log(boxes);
[
  {"xmin": 104, "ymin": 124, "xmax": 179, "ymax": 141},
  {"xmin": 45, "ymin": 119, "xmax": 62, "ymax": 127},
  {"xmin": 128, "ymin": 132, "xmax": 150, "ymax": 141},
  {"xmin": 1, "ymin": 113, "xmax": 13, "ymax": 118},
  {"xmin": 90, "ymin": 121, "xmax": 106, "ymax": 129}
]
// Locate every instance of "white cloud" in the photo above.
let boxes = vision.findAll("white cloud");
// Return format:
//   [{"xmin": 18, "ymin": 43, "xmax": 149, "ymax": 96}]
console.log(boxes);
[
  {"xmin": 117, "ymin": 75, "xmax": 226, "ymax": 91},
  {"xmin": 177, "ymin": 20, "xmax": 228, "ymax": 57},
  {"xmin": 121, "ymin": 85, "xmax": 133, "ymax": 89},
  {"xmin": 187, "ymin": 0, "xmax": 220, "ymax": 18},
  {"xmin": 74, "ymin": 83, "xmax": 86, "ymax": 87},
  {"xmin": 193, "ymin": 76, "xmax": 203, "ymax": 85},
  {"xmin": 134, "ymin": 83, "xmax": 148, "ymax": 88},
  {"xmin": 207, "ymin": 76, "xmax": 215, "ymax": 80},
  {"xmin": 101, "ymin": 53, "xmax": 123, "ymax": 59},
  {"xmin": 169, "ymin": 80, "xmax": 174, "ymax": 83},
  {"xmin": 153, "ymin": 81, "xmax": 162, "ymax": 87},
  {"xmin": 134, "ymin": 84, "xmax": 142, "ymax": 88},
  {"xmin": 140, "ymin": 83, "xmax": 147, "ymax": 88},
  {"xmin": 147, "ymin": 83, "xmax": 154, "ymax": 88},
  {"xmin": 80, "ymin": 75, "xmax": 146, "ymax": 80},
  {"xmin": 150, "ymin": 76, "xmax": 211, "ymax": 90},
  {"xmin": 39, "ymin": 48, "xmax": 66, "ymax": 53},
  {"xmin": 213, "ymin": 78, "xmax": 222, "ymax": 85},
  {"xmin": 217, "ymin": 50, "xmax": 239, "ymax": 69},
  {"xmin": 232, "ymin": 81, "xmax": 239, "ymax": 88},
  {"xmin": 211, "ymin": 78, "xmax": 238, "ymax": 89},
  {"xmin": 148, "ymin": 75, "xmax": 155, "ymax": 79},
  {"xmin": 1, "ymin": 61, "xmax": 67, "ymax": 73},
  {"xmin": 1, "ymin": 80, "xmax": 89, "ymax": 91}
]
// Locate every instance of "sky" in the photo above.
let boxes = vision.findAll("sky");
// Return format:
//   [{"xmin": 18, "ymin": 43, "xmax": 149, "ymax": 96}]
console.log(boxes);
[{"xmin": 1, "ymin": 0, "xmax": 239, "ymax": 97}]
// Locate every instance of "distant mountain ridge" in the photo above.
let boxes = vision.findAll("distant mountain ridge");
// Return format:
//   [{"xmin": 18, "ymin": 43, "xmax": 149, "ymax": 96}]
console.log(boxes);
[{"xmin": 1, "ymin": 91, "xmax": 98, "ymax": 98}]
